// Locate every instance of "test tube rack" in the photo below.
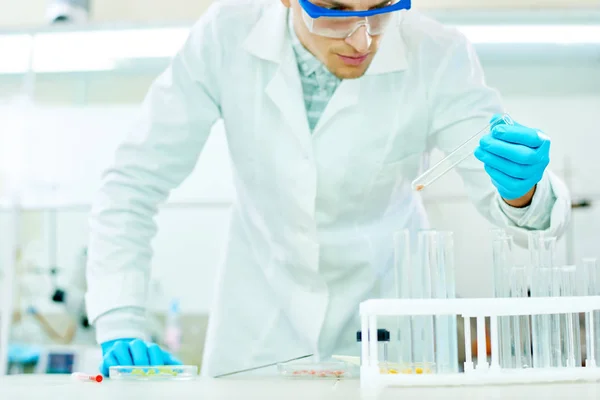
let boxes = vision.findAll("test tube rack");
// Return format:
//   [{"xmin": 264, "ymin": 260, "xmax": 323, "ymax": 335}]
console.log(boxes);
[{"xmin": 359, "ymin": 296, "xmax": 600, "ymax": 389}]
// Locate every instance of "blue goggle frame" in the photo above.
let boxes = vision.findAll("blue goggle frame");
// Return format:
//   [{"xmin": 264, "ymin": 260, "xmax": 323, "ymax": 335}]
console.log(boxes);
[{"xmin": 298, "ymin": 0, "xmax": 411, "ymax": 18}]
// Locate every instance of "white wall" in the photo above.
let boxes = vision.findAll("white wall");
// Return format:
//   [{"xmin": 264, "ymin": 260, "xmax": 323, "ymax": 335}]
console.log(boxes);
[
  {"xmin": 1, "ymin": 60, "xmax": 600, "ymax": 314},
  {"xmin": 1, "ymin": 0, "xmax": 597, "ymax": 27},
  {"xmin": 0, "ymin": 104, "xmax": 234, "ymax": 315}
]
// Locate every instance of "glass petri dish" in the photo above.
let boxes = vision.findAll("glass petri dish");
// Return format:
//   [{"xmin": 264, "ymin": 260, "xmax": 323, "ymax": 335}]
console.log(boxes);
[
  {"xmin": 109, "ymin": 365, "xmax": 198, "ymax": 381},
  {"xmin": 277, "ymin": 361, "xmax": 350, "ymax": 379}
]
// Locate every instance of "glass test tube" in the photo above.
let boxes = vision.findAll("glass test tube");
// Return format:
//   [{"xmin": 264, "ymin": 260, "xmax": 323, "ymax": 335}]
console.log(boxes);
[
  {"xmin": 412, "ymin": 231, "xmax": 436, "ymax": 373},
  {"xmin": 427, "ymin": 231, "xmax": 459, "ymax": 374},
  {"xmin": 528, "ymin": 231, "xmax": 543, "ymax": 265},
  {"xmin": 581, "ymin": 258, "xmax": 600, "ymax": 366},
  {"xmin": 528, "ymin": 231, "xmax": 544, "ymax": 283},
  {"xmin": 558, "ymin": 266, "xmax": 581, "ymax": 368},
  {"xmin": 530, "ymin": 235, "xmax": 556, "ymax": 369},
  {"xmin": 411, "ymin": 113, "xmax": 513, "ymax": 191},
  {"xmin": 549, "ymin": 266, "xmax": 563, "ymax": 367},
  {"xmin": 509, "ymin": 266, "xmax": 533, "ymax": 369},
  {"xmin": 394, "ymin": 230, "xmax": 459, "ymax": 374},
  {"xmin": 357, "ymin": 329, "xmax": 391, "ymax": 366},
  {"xmin": 492, "ymin": 232, "xmax": 515, "ymax": 368},
  {"xmin": 393, "ymin": 230, "xmax": 413, "ymax": 369}
]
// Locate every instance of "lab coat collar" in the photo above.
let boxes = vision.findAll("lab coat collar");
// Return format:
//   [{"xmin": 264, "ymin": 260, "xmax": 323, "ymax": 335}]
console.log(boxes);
[
  {"xmin": 245, "ymin": 3, "xmax": 312, "ymax": 152},
  {"xmin": 243, "ymin": 3, "xmax": 289, "ymax": 64},
  {"xmin": 366, "ymin": 13, "xmax": 409, "ymax": 75},
  {"xmin": 243, "ymin": 4, "xmax": 408, "ymax": 75}
]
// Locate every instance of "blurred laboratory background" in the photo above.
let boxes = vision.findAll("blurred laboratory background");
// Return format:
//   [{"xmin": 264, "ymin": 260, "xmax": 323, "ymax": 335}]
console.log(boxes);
[{"xmin": 0, "ymin": 0, "xmax": 599, "ymax": 377}]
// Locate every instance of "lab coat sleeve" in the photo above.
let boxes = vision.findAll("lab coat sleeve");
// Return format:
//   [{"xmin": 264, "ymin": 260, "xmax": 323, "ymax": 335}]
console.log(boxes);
[
  {"xmin": 427, "ymin": 33, "xmax": 571, "ymax": 247},
  {"xmin": 85, "ymin": 8, "xmax": 223, "ymax": 343},
  {"xmin": 496, "ymin": 172, "xmax": 556, "ymax": 230}
]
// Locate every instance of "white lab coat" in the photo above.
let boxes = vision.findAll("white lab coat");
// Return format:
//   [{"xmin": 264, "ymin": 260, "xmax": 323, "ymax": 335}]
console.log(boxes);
[{"xmin": 85, "ymin": 0, "xmax": 571, "ymax": 377}]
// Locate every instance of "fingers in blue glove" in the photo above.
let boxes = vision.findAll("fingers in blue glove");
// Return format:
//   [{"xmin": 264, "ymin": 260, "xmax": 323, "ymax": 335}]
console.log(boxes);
[
  {"xmin": 474, "ymin": 147, "xmax": 544, "ymax": 180},
  {"xmin": 130, "ymin": 339, "xmax": 150, "ymax": 366},
  {"xmin": 479, "ymin": 130, "xmax": 550, "ymax": 166},
  {"xmin": 164, "ymin": 352, "xmax": 183, "ymax": 366},
  {"xmin": 129, "ymin": 341, "xmax": 180, "ymax": 366},
  {"xmin": 112, "ymin": 341, "xmax": 134, "ymax": 365},
  {"xmin": 484, "ymin": 164, "xmax": 538, "ymax": 200},
  {"xmin": 100, "ymin": 339, "xmax": 181, "ymax": 377},
  {"xmin": 147, "ymin": 343, "xmax": 165, "ymax": 366},
  {"xmin": 491, "ymin": 124, "xmax": 546, "ymax": 148}
]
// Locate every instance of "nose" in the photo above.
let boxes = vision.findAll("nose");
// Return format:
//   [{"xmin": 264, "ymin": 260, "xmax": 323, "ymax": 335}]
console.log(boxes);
[{"xmin": 344, "ymin": 24, "xmax": 371, "ymax": 54}]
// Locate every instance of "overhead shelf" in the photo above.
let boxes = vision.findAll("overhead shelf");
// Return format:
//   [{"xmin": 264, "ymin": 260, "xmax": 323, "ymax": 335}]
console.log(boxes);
[
  {"xmin": 422, "ymin": 8, "xmax": 600, "ymax": 24},
  {"xmin": 0, "ymin": 9, "xmax": 598, "ymax": 75}
]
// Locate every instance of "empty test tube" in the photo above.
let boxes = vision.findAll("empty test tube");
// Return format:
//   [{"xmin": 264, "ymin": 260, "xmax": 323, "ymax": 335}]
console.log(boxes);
[
  {"xmin": 411, "ymin": 231, "xmax": 436, "ymax": 373},
  {"xmin": 528, "ymin": 230, "xmax": 544, "ymax": 278},
  {"xmin": 531, "ymin": 266, "xmax": 553, "ymax": 368},
  {"xmin": 426, "ymin": 231, "xmax": 459, "ymax": 374},
  {"xmin": 393, "ymin": 230, "xmax": 413, "ymax": 369},
  {"xmin": 492, "ymin": 231, "xmax": 515, "ymax": 369},
  {"xmin": 509, "ymin": 266, "xmax": 533, "ymax": 369},
  {"xmin": 581, "ymin": 258, "xmax": 600, "ymax": 366},
  {"xmin": 412, "ymin": 113, "xmax": 513, "ymax": 191},
  {"xmin": 558, "ymin": 266, "xmax": 580, "ymax": 368},
  {"xmin": 393, "ymin": 230, "xmax": 412, "ymax": 300},
  {"xmin": 530, "ymin": 235, "xmax": 557, "ymax": 369},
  {"xmin": 393, "ymin": 230, "xmax": 459, "ymax": 374},
  {"xmin": 549, "ymin": 266, "xmax": 563, "ymax": 367}
]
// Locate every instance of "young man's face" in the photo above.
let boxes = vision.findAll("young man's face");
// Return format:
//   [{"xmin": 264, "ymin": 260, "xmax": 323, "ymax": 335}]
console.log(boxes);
[{"xmin": 280, "ymin": 0, "xmax": 390, "ymax": 79}]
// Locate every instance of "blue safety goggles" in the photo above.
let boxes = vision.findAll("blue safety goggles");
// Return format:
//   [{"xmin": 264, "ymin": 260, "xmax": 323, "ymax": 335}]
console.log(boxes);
[
  {"xmin": 297, "ymin": 0, "xmax": 411, "ymax": 38},
  {"xmin": 299, "ymin": 0, "xmax": 411, "ymax": 18}
]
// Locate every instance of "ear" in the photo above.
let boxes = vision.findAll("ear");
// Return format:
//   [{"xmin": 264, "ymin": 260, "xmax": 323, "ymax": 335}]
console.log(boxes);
[{"xmin": 280, "ymin": 0, "xmax": 292, "ymax": 7}]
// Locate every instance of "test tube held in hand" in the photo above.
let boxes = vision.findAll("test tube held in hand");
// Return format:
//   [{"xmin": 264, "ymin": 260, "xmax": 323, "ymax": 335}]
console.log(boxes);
[{"xmin": 411, "ymin": 113, "xmax": 513, "ymax": 191}]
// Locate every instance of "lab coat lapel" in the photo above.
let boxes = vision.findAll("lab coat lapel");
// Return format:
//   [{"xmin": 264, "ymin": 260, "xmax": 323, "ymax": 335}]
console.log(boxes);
[
  {"xmin": 365, "ymin": 14, "xmax": 408, "ymax": 75},
  {"xmin": 243, "ymin": 4, "xmax": 312, "ymax": 152},
  {"xmin": 312, "ymin": 79, "xmax": 360, "ymax": 135},
  {"xmin": 264, "ymin": 51, "xmax": 312, "ymax": 150}
]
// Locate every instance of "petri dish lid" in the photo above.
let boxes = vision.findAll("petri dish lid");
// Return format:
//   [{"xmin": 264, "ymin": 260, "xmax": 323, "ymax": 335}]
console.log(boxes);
[
  {"xmin": 109, "ymin": 365, "xmax": 198, "ymax": 380},
  {"xmin": 277, "ymin": 361, "xmax": 349, "ymax": 379}
]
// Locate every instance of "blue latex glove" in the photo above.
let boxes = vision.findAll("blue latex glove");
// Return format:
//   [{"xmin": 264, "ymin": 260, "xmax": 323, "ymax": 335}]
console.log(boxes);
[
  {"xmin": 474, "ymin": 114, "xmax": 550, "ymax": 201},
  {"xmin": 100, "ymin": 338, "xmax": 182, "ymax": 377}
]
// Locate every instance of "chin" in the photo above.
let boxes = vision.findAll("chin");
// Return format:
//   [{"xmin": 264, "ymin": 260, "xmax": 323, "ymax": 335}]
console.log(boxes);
[{"xmin": 332, "ymin": 66, "xmax": 369, "ymax": 80}]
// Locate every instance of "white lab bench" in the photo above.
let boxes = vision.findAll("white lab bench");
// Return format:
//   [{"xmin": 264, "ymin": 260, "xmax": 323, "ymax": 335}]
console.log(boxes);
[{"xmin": 1, "ymin": 375, "xmax": 600, "ymax": 400}]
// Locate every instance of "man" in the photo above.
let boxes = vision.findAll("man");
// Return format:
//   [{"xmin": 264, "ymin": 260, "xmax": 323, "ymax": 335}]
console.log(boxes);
[{"xmin": 87, "ymin": 0, "xmax": 571, "ymax": 377}]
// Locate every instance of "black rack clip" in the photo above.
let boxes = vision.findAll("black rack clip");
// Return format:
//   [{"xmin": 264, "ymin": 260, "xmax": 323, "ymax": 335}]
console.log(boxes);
[{"xmin": 572, "ymin": 199, "xmax": 592, "ymax": 209}]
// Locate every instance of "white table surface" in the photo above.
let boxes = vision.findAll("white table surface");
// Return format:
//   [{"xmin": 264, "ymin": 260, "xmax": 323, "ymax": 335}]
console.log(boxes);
[{"xmin": 1, "ymin": 375, "xmax": 600, "ymax": 400}]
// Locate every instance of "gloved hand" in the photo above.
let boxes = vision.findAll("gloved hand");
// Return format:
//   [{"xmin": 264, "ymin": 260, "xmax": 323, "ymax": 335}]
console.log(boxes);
[
  {"xmin": 100, "ymin": 338, "xmax": 182, "ymax": 377},
  {"xmin": 474, "ymin": 114, "xmax": 550, "ymax": 201}
]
